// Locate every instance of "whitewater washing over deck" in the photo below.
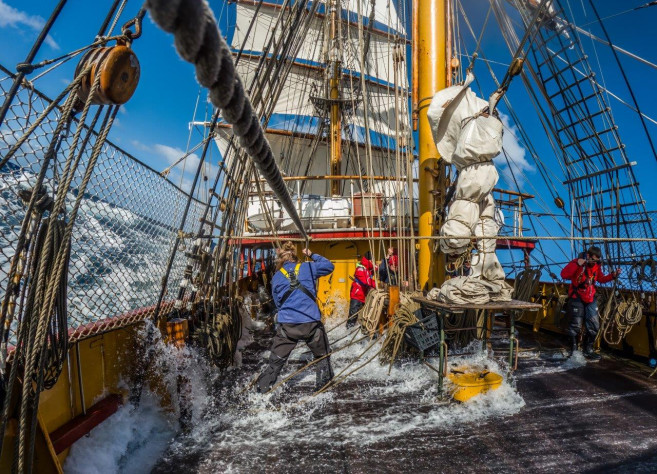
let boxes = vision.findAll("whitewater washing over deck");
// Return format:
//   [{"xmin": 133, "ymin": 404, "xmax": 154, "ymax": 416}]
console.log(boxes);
[
  {"xmin": 63, "ymin": 316, "xmax": 576, "ymax": 473},
  {"xmin": 63, "ymin": 312, "xmax": 657, "ymax": 472}
]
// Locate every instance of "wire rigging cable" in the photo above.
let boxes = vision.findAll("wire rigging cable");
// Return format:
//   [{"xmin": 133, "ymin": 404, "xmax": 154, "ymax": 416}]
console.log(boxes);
[{"xmin": 146, "ymin": 0, "xmax": 307, "ymax": 240}]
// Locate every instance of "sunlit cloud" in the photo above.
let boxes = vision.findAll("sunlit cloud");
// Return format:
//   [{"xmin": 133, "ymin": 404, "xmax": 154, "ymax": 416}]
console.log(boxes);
[
  {"xmin": 494, "ymin": 113, "xmax": 534, "ymax": 188},
  {"xmin": 0, "ymin": 1, "xmax": 60, "ymax": 50}
]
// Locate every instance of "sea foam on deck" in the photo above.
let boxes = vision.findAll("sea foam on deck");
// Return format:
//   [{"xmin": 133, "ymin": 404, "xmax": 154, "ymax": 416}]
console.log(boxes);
[{"xmin": 65, "ymin": 317, "xmax": 594, "ymax": 472}]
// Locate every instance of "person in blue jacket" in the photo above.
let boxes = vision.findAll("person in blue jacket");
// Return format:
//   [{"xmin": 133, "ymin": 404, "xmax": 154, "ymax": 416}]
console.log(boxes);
[{"xmin": 256, "ymin": 241, "xmax": 335, "ymax": 393}]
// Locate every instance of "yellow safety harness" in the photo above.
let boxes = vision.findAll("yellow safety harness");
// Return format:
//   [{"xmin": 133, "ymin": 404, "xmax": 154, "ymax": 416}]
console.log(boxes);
[{"xmin": 279, "ymin": 263, "xmax": 315, "ymax": 306}]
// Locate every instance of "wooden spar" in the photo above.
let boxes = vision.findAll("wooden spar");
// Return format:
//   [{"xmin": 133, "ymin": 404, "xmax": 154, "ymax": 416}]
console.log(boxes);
[
  {"xmin": 412, "ymin": 0, "xmax": 419, "ymax": 130},
  {"xmin": 328, "ymin": 0, "xmax": 343, "ymax": 196},
  {"xmin": 417, "ymin": 0, "xmax": 448, "ymax": 290}
]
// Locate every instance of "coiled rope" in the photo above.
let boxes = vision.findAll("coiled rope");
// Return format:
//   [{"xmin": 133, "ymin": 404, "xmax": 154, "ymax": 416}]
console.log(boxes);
[
  {"xmin": 598, "ymin": 291, "xmax": 643, "ymax": 346},
  {"xmin": 358, "ymin": 289, "xmax": 388, "ymax": 336},
  {"xmin": 380, "ymin": 292, "xmax": 422, "ymax": 372},
  {"xmin": 12, "ymin": 66, "xmax": 119, "ymax": 473}
]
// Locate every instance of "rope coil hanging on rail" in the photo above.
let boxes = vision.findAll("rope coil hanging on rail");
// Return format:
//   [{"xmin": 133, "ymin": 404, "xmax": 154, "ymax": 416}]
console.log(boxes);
[{"xmin": 145, "ymin": 0, "xmax": 307, "ymax": 239}]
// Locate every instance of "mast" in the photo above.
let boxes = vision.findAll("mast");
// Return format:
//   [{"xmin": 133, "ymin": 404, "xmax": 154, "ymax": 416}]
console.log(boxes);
[
  {"xmin": 417, "ymin": 0, "xmax": 448, "ymax": 289},
  {"xmin": 328, "ymin": 0, "xmax": 343, "ymax": 196}
]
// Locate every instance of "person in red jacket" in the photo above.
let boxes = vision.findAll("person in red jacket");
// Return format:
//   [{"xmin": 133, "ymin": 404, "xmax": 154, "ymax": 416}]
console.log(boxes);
[
  {"xmin": 346, "ymin": 252, "xmax": 376, "ymax": 328},
  {"xmin": 561, "ymin": 246, "xmax": 621, "ymax": 359}
]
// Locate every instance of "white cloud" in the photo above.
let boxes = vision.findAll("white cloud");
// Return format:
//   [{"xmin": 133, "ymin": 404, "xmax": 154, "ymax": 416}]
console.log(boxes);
[
  {"xmin": 130, "ymin": 139, "xmax": 148, "ymax": 151},
  {"xmin": 494, "ymin": 113, "xmax": 534, "ymax": 187},
  {"xmin": 153, "ymin": 143, "xmax": 201, "ymax": 169},
  {"xmin": 153, "ymin": 143, "xmax": 216, "ymax": 193},
  {"xmin": 0, "ymin": 127, "xmax": 18, "ymax": 146},
  {"xmin": 128, "ymin": 140, "xmax": 216, "ymax": 193},
  {"xmin": 0, "ymin": 1, "xmax": 60, "ymax": 50}
]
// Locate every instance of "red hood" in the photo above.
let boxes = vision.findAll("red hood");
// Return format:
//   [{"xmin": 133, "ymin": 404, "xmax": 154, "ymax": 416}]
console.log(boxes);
[{"xmin": 360, "ymin": 256, "xmax": 373, "ymax": 271}]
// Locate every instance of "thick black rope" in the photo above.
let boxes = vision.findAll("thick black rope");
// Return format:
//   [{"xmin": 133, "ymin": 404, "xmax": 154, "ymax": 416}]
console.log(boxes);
[{"xmin": 146, "ymin": 0, "xmax": 307, "ymax": 239}]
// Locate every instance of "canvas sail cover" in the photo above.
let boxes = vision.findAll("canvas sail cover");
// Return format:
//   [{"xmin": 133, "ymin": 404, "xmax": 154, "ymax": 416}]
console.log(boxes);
[
  {"xmin": 426, "ymin": 72, "xmax": 511, "ymax": 304},
  {"xmin": 427, "ymin": 72, "xmax": 503, "ymax": 170}
]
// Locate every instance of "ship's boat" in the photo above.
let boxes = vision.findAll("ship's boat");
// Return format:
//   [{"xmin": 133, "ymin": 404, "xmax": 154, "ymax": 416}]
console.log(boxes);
[{"xmin": 1, "ymin": 0, "xmax": 657, "ymax": 472}]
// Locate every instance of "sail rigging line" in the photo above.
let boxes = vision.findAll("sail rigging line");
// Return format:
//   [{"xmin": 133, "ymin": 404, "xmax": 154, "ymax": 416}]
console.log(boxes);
[
  {"xmin": 14, "ymin": 84, "xmax": 120, "ymax": 474},
  {"xmin": 586, "ymin": 0, "xmax": 657, "ymax": 166},
  {"xmin": 456, "ymin": 6, "xmax": 571, "ymax": 268},
  {"xmin": 18, "ymin": 33, "xmax": 128, "ymax": 83},
  {"xmin": 361, "ymin": 0, "xmax": 378, "ymax": 73},
  {"xmin": 96, "ymin": 0, "xmax": 124, "ymax": 38},
  {"xmin": 457, "ymin": 3, "xmax": 567, "ymax": 206},
  {"xmin": 491, "ymin": 0, "xmax": 646, "ymax": 261},
  {"xmin": 106, "ymin": 0, "xmax": 129, "ymax": 37},
  {"xmin": 568, "ymin": 22, "xmax": 657, "ymax": 73},
  {"xmin": 493, "ymin": 0, "xmax": 555, "ymax": 103},
  {"xmin": 578, "ymin": 1, "xmax": 657, "ymax": 28},
  {"xmin": 234, "ymin": 0, "xmax": 266, "ymax": 65},
  {"xmin": 160, "ymin": 135, "xmax": 214, "ymax": 178},
  {"xmin": 0, "ymin": 0, "xmax": 67, "ymax": 127},
  {"xmin": 471, "ymin": 3, "xmax": 494, "ymax": 66},
  {"xmin": 146, "ymin": 0, "xmax": 308, "ymax": 239}
]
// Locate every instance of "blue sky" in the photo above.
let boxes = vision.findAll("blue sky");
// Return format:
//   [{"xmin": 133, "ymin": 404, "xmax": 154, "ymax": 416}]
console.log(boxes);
[{"xmin": 1, "ymin": 0, "xmax": 656, "ymax": 273}]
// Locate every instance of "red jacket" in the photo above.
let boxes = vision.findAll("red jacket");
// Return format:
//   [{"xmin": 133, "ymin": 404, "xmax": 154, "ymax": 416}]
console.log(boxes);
[
  {"xmin": 350, "ymin": 257, "xmax": 376, "ymax": 303},
  {"xmin": 561, "ymin": 259, "xmax": 614, "ymax": 304}
]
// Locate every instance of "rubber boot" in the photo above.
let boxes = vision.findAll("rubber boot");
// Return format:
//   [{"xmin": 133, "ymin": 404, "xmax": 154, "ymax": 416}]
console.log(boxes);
[
  {"xmin": 583, "ymin": 342, "xmax": 601, "ymax": 361},
  {"xmin": 256, "ymin": 354, "xmax": 286, "ymax": 393},
  {"xmin": 314, "ymin": 357, "xmax": 334, "ymax": 392},
  {"xmin": 568, "ymin": 336, "xmax": 578, "ymax": 357}
]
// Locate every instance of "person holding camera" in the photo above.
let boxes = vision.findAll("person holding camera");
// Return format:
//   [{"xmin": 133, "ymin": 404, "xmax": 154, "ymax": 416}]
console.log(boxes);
[{"xmin": 560, "ymin": 246, "xmax": 621, "ymax": 359}]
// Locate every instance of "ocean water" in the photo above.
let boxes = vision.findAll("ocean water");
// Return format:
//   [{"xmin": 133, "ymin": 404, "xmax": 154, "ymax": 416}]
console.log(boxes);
[{"xmin": 0, "ymin": 166, "xmax": 200, "ymax": 341}]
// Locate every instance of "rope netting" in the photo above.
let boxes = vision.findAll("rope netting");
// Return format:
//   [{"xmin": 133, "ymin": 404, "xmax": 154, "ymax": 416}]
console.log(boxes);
[{"xmin": 0, "ymin": 65, "xmax": 207, "ymax": 344}]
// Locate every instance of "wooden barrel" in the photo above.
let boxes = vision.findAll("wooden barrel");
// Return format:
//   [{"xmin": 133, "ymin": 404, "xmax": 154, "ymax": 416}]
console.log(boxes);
[{"xmin": 75, "ymin": 43, "xmax": 140, "ymax": 107}]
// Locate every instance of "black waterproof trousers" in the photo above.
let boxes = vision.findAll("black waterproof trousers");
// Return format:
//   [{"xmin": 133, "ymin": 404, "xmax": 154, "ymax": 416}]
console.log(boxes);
[
  {"xmin": 346, "ymin": 299, "xmax": 364, "ymax": 328},
  {"xmin": 566, "ymin": 297, "xmax": 600, "ymax": 342},
  {"xmin": 257, "ymin": 321, "xmax": 333, "ymax": 393}
]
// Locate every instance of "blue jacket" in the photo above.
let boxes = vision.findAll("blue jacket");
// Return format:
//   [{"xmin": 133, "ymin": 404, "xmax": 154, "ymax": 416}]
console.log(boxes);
[{"xmin": 272, "ymin": 254, "xmax": 334, "ymax": 323}]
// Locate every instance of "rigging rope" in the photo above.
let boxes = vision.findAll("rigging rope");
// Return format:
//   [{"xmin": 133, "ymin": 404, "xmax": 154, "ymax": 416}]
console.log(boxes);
[
  {"xmin": 146, "ymin": 0, "xmax": 307, "ymax": 239},
  {"xmin": 586, "ymin": 0, "xmax": 657, "ymax": 166}
]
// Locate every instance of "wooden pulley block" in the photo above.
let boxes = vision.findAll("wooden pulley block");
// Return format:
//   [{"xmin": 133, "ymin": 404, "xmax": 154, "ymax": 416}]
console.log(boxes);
[
  {"xmin": 74, "ymin": 42, "xmax": 140, "ymax": 108},
  {"xmin": 554, "ymin": 196, "xmax": 565, "ymax": 209},
  {"xmin": 509, "ymin": 57, "xmax": 524, "ymax": 77}
]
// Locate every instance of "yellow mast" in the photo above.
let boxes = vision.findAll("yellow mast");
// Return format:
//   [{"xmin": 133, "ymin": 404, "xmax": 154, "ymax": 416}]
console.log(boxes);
[
  {"xmin": 328, "ymin": 0, "xmax": 343, "ymax": 196},
  {"xmin": 417, "ymin": 0, "xmax": 448, "ymax": 290}
]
